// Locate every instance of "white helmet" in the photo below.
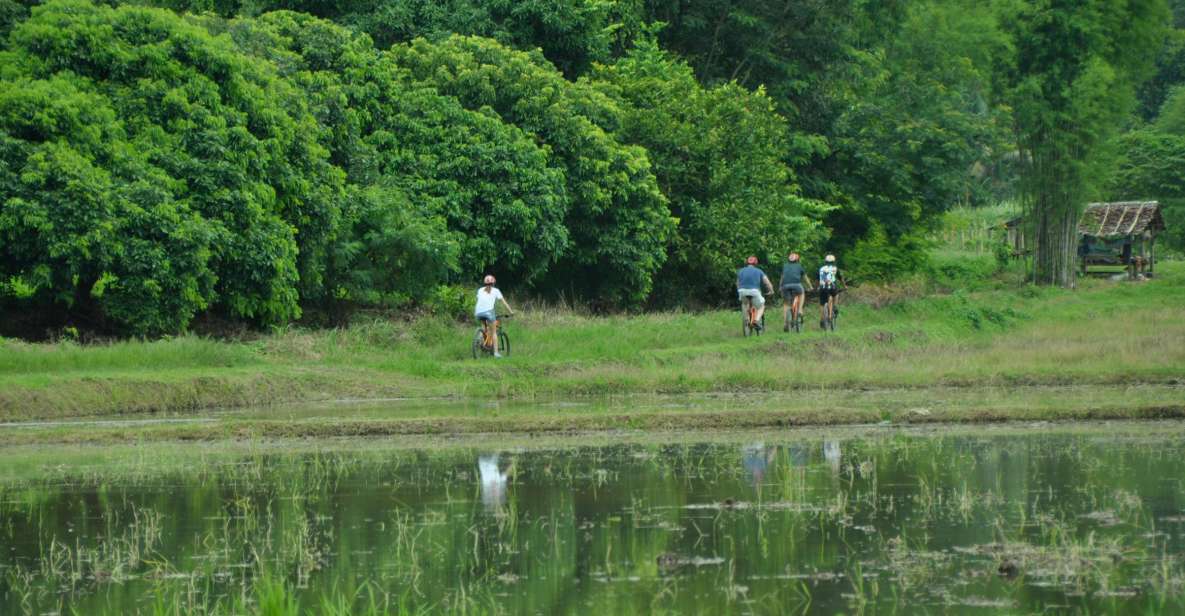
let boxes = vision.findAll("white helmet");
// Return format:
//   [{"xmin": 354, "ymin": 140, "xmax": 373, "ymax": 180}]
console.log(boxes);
[{"xmin": 824, "ymin": 254, "xmax": 836, "ymax": 263}]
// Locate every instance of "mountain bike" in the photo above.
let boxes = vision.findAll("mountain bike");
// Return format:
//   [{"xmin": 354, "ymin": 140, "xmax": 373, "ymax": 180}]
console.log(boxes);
[
  {"xmin": 472, "ymin": 315, "xmax": 511, "ymax": 359},
  {"xmin": 821, "ymin": 288, "xmax": 839, "ymax": 332},
  {"xmin": 742, "ymin": 295, "xmax": 766, "ymax": 337},
  {"xmin": 785, "ymin": 291, "xmax": 805, "ymax": 333}
]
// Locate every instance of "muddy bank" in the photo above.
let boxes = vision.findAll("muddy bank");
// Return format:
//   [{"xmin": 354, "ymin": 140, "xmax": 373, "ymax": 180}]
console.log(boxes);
[{"xmin": 2, "ymin": 400, "xmax": 1183, "ymax": 446}]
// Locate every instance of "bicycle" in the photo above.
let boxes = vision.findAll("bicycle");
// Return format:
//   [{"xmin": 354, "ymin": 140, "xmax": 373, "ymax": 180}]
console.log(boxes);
[
  {"xmin": 472, "ymin": 315, "xmax": 511, "ymax": 359},
  {"xmin": 821, "ymin": 288, "xmax": 840, "ymax": 332},
  {"xmin": 741, "ymin": 295, "xmax": 767, "ymax": 337},
  {"xmin": 784, "ymin": 292, "xmax": 805, "ymax": 333}
]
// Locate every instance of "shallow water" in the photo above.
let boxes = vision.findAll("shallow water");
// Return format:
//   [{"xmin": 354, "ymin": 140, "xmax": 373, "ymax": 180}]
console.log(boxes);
[{"xmin": 2, "ymin": 423, "xmax": 1185, "ymax": 614}]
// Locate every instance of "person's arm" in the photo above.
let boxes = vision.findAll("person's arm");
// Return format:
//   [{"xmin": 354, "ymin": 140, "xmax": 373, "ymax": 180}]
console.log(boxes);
[
  {"xmin": 762, "ymin": 275, "xmax": 774, "ymax": 295},
  {"xmin": 805, "ymin": 275, "xmax": 814, "ymax": 291},
  {"xmin": 736, "ymin": 270, "xmax": 743, "ymax": 290},
  {"xmin": 499, "ymin": 296, "xmax": 515, "ymax": 315}
]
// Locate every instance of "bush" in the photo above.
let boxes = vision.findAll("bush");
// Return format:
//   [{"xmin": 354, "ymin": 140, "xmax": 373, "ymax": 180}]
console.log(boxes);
[
  {"xmin": 425, "ymin": 285, "xmax": 472, "ymax": 322},
  {"xmin": 844, "ymin": 226, "xmax": 931, "ymax": 284}
]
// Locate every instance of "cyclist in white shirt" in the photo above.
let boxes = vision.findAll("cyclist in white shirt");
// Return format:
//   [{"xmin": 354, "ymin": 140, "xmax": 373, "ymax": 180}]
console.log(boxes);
[
  {"xmin": 817, "ymin": 254, "xmax": 841, "ymax": 329},
  {"xmin": 475, "ymin": 275, "xmax": 514, "ymax": 357}
]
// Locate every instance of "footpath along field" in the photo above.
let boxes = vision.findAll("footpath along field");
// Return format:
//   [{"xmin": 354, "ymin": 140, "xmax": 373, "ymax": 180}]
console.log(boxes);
[{"xmin": 0, "ymin": 260, "xmax": 1182, "ymax": 443}]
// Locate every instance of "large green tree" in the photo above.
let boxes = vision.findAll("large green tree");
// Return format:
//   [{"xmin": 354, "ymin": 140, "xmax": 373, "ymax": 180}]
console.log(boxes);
[
  {"xmin": 0, "ymin": 0, "xmax": 345, "ymax": 333},
  {"xmin": 221, "ymin": 11, "xmax": 569, "ymax": 304},
  {"xmin": 390, "ymin": 35, "xmax": 674, "ymax": 307},
  {"xmin": 591, "ymin": 41, "xmax": 828, "ymax": 304}
]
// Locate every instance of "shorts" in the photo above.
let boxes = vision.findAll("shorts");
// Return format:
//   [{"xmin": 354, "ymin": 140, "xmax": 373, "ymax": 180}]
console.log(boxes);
[
  {"xmin": 781, "ymin": 285, "xmax": 804, "ymax": 301},
  {"xmin": 818, "ymin": 287, "xmax": 837, "ymax": 305},
  {"xmin": 738, "ymin": 288, "xmax": 765, "ymax": 308},
  {"xmin": 475, "ymin": 310, "xmax": 497, "ymax": 322}
]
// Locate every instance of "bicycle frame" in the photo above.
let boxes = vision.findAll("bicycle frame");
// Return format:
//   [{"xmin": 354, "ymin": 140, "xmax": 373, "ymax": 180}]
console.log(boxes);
[{"xmin": 481, "ymin": 319, "xmax": 500, "ymax": 348}]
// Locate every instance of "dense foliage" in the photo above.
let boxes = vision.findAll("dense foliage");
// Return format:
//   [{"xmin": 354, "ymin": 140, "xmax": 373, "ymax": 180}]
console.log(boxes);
[{"xmin": 0, "ymin": 0, "xmax": 1178, "ymax": 335}]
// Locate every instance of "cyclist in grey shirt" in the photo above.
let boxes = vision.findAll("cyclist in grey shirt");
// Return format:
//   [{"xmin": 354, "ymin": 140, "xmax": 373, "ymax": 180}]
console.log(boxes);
[{"xmin": 778, "ymin": 252, "xmax": 813, "ymax": 331}]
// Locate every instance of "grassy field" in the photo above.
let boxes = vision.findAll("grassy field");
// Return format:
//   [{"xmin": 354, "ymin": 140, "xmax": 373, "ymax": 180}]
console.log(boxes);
[{"xmin": 1, "ymin": 256, "xmax": 1182, "ymax": 440}]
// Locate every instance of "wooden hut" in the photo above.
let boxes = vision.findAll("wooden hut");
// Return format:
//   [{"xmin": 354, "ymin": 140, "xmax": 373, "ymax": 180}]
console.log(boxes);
[
  {"xmin": 1003, "ymin": 215, "xmax": 1027, "ymax": 258},
  {"xmin": 1077, "ymin": 201, "xmax": 1165, "ymax": 277},
  {"xmin": 1002, "ymin": 201, "xmax": 1166, "ymax": 277}
]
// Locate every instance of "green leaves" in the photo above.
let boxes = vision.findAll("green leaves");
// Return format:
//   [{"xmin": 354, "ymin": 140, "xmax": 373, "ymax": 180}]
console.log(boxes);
[
  {"xmin": 390, "ymin": 35, "xmax": 674, "ymax": 307},
  {"xmin": 591, "ymin": 41, "xmax": 828, "ymax": 303},
  {"xmin": 0, "ymin": 0, "xmax": 333, "ymax": 333}
]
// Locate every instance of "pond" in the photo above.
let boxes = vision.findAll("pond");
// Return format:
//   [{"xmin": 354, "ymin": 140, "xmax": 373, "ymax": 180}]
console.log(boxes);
[{"xmin": 1, "ymin": 422, "xmax": 1184, "ymax": 614}]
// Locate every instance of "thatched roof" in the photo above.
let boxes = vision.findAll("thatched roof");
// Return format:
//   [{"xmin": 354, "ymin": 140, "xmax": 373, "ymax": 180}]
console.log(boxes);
[
  {"xmin": 1080, "ymin": 202, "xmax": 1164, "ymax": 237},
  {"xmin": 1004, "ymin": 202, "xmax": 1166, "ymax": 237}
]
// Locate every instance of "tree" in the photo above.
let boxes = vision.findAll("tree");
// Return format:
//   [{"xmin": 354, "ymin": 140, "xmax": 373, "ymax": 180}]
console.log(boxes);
[
  {"xmin": 1107, "ymin": 128, "xmax": 1185, "ymax": 253},
  {"xmin": 221, "ymin": 12, "xmax": 569, "ymax": 301},
  {"xmin": 1, "ymin": 0, "xmax": 345, "ymax": 333},
  {"xmin": 390, "ymin": 35, "xmax": 674, "ymax": 307},
  {"xmin": 591, "ymin": 40, "xmax": 828, "ymax": 304},
  {"xmin": 996, "ymin": 0, "xmax": 1169, "ymax": 287},
  {"xmin": 821, "ymin": 1, "xmax": 1010, "ymax": 280},
  {"xmin": 138, "ymin": 0, "xmax": 639, "ymax": 77}
]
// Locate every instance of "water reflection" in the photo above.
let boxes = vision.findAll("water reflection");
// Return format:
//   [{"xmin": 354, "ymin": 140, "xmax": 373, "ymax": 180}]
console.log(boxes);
[
  {"xmin": 741, "ymin": 442, "xmax": 776, "ymax": 489},
  {"xmin": 2, "ymin": 427, "xmax": 1185, "ymax": 615},
  {"xmin": 477, "ymin": 453, "xmax": 509, "ymax": 511},
  {"xmin": 823, "ymin": 439, "xmax": 842, "ymax": 475}
]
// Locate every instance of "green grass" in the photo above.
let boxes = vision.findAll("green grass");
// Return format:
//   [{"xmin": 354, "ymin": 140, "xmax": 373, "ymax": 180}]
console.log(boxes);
[{"xmin": 0, "ymin": 260, "xmax": 1182, "ymax": 433}]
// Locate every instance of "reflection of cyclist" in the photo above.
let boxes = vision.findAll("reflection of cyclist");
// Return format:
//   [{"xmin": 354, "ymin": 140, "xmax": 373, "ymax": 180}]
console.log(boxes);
[
  {"xmin": 817, "ymin": 255, "xmax": 842, "ymax": 329},
  {"xmin": 779, "ymin": 252, "xmax": 812, "ymax": 332},
  {"xmin": 474, "ymin": 275, "xmax": 514, "ymax": 358},
  {"xmin": 477, "ymin": 454, "xmax": 509, "ymax": 511},
  {"xmin": 742, "ymin": 442, "xmax": 777, "ymax": 489},
  {"xmin": 824, "ymin": 440, "xmax": 842, "ymax": 475},
  {"xmin": 737, "ymin": 256, "xmax": 774, "ymax": 332}
]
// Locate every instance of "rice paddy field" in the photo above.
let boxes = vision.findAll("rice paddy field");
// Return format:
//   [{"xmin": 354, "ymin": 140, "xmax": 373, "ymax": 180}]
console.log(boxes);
[{"xmin": 3, "ymin": 423, "xmax": 1185, "ymax": 614}]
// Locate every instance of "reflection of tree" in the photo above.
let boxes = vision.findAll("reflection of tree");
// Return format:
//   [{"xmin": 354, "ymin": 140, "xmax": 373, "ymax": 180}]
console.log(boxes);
[{"xmin": 6, "ymin": 434, "xmax": 1185, "ymax": 614}]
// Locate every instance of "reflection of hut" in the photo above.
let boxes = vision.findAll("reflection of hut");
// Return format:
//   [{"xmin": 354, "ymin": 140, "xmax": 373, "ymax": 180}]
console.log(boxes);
[
  {"xmin": 1003, "ymin": 202, "xmax": 1166, "ymax": 277},
  {"xmin": 1078, "ymin": 202, "xmax": 1164, "ymax": 276}
]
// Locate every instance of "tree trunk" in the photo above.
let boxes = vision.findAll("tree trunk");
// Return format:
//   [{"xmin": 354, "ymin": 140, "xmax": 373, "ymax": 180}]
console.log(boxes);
[{"xmin": 1024, "ymin": 135, "xmax": 1080, "ymax": 289}]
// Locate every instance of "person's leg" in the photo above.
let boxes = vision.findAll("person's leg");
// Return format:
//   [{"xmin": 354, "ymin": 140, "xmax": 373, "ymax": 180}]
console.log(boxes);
[
  {"xmin": 782, "ymin": 292, "xmax": 790, "ymax": 330},
  {"xmin": 754, "ymin": 294, "xmax": 765, "ymax": 325},
  {"xmin": 492, "ymin": 319, "xmax": 501, "ymax": 355}
]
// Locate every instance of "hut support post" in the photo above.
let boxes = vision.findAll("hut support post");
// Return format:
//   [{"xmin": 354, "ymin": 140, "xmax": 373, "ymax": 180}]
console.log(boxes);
[{"xmin": 1150, "ymin": 234, "xmax": 1156, "ymax": 275}]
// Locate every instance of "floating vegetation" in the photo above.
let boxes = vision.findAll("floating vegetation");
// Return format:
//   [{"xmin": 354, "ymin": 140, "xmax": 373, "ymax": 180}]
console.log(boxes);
[{"xmin": 0, "ymin": 426, "xmax": 1184, "ymax": 613}]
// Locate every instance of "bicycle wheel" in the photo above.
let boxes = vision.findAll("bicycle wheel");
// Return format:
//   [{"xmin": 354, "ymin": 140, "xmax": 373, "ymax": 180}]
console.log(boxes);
[
  {"xmin": 498, "ymin": 331, "xmax": 510, "ymax": 357},
  {"xmin": 756, "ymin": 313, "xmax": 764, "ymax": 336},
  {"xmin": 828, "ymin": 311, "xmax": 837, "ymax": 331},
  {"xmin": 742, "ymin": 313, "xmax": 752, "ymax": 337},
  {"xmin": 469, "ymin": 329, "xmax": 483, "ymax": 357}
]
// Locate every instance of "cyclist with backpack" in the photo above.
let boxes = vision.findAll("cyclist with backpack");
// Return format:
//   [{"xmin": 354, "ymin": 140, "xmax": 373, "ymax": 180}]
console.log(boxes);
[{"xmin": 818, "ymin": 254, "xmax": 842, "ymax": 329}]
